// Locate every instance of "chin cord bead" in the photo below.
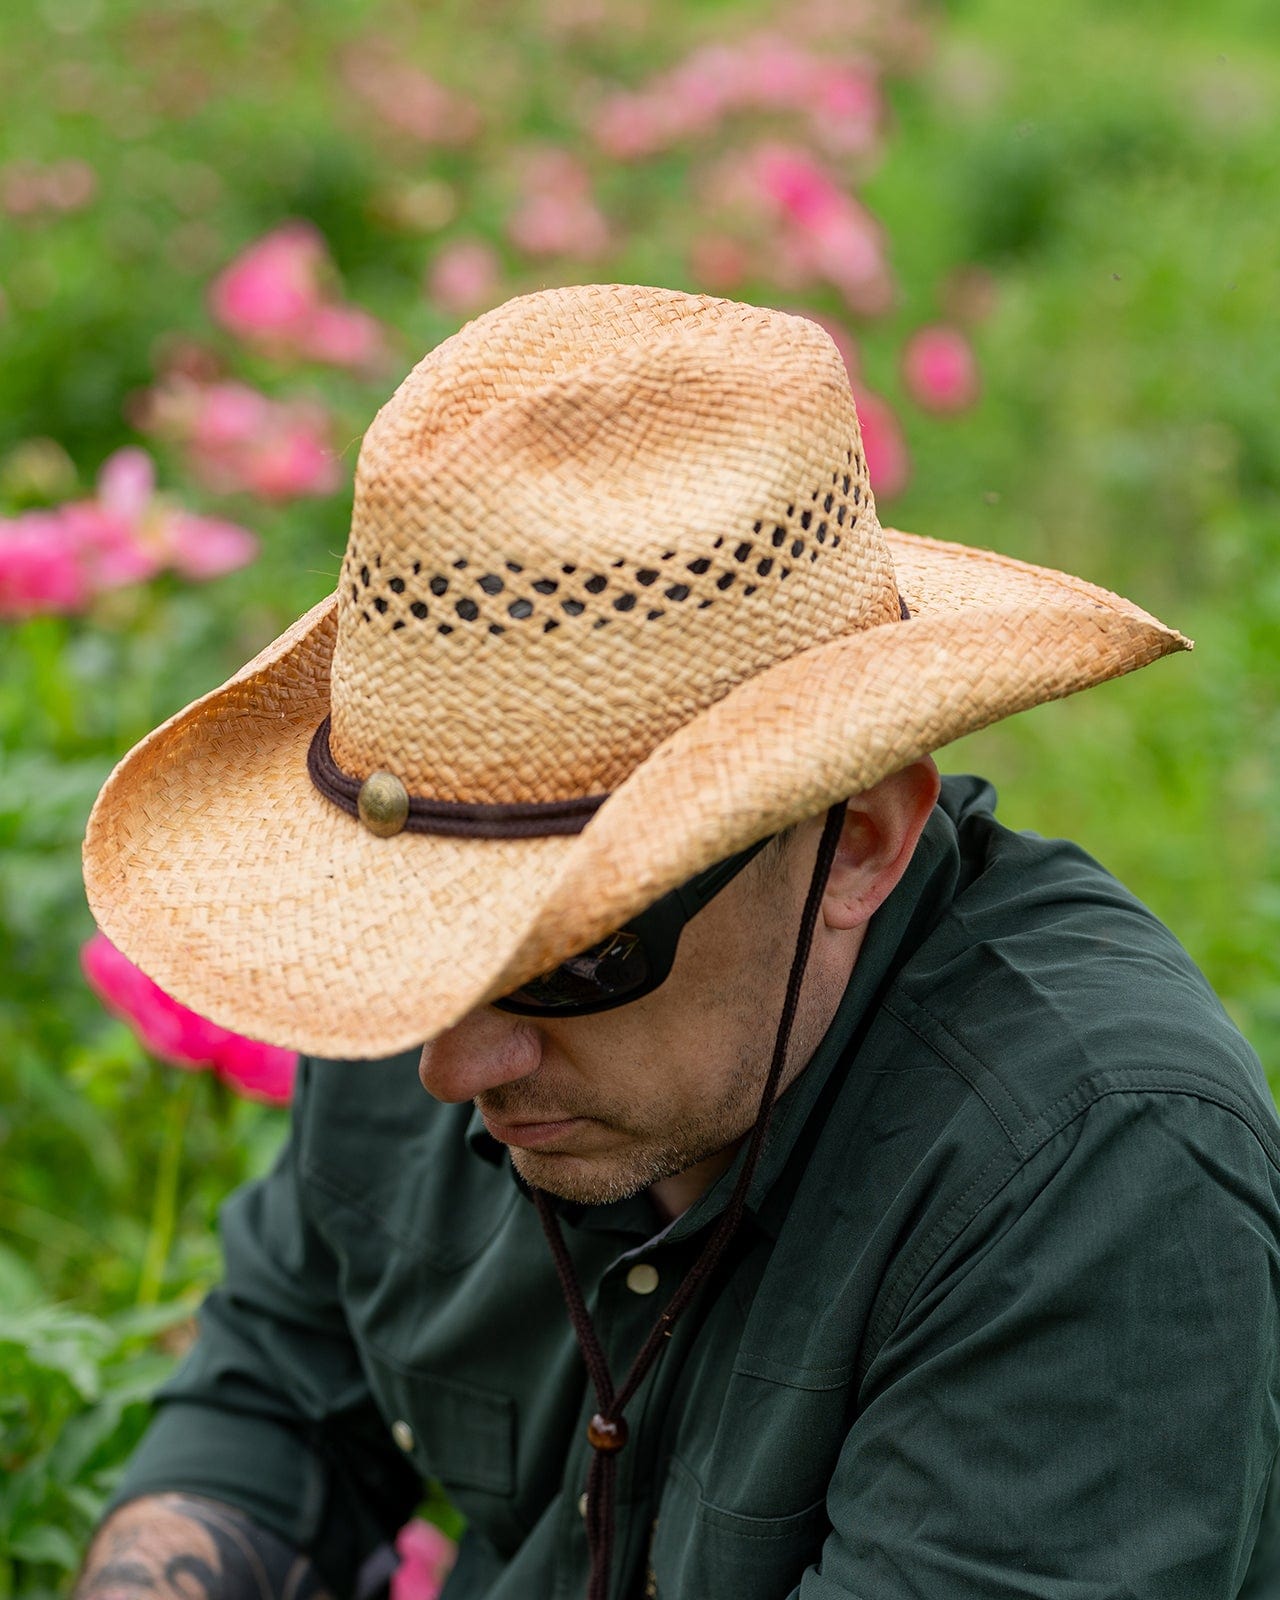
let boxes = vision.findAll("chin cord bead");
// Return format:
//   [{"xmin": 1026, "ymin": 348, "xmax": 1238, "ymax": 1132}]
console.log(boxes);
[
  {"xmin": 587, "ymin": 1413, "xmax": 628, "ymax": 1452},
  {"xmin": 532, "ymin": 801, "xmax": 847, "ymax": 1600}
]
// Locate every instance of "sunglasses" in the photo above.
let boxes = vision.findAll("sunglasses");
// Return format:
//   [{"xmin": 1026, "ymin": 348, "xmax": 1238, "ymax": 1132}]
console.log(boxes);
[{"xmin": 493, "ymin": 835, "xmax": 773, "ymax": 1017}]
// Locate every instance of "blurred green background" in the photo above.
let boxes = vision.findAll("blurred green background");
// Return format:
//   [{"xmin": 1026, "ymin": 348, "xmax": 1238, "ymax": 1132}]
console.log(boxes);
[{"xmin": 1, "ymin": 0, "xmax": 1277, "ymax": 1586}]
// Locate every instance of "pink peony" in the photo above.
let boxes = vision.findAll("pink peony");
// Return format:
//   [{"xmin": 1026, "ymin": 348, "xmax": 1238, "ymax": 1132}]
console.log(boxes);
[
  {"xmin": 55, "ymin": 497, "xmax": 162, "ymax": 590},
  {"xmin": 808, "ymin": 63, "xmax": 881, "ymax": 156},
  {"xmin": 0, "ymin": 447, "xmax": 258, "ymax": 619},
  {"xmin": 211, "ymin": 223, "xmax": 322, "ymax": 342},
  {"xmin": 89, "ymin": 447, "xmax": 258, "ymax": 581},
  {"xmin": 97, "ymin": 445, "xmax": 155, "ymax": 522},
  {"xmin": 506, "ymin": 150, "xmax": 611, "ymax": 262},
  {"xmin": 713, "ymin": 143, "xmax": 893, "ymax": 316},
  {"xmin": 140, "ymin": 378, "xmax": 341, "ymax": 502},
  {"xmin": 391, "ymin": 1521, "xmax": 456, "ymax": 1600},
  {"xmin": 301, "ymin": 303, "xmax": 386, "ymax": 370},
  {"xmin": 239, "ymin": 430, "xmax": 339, "ymax": 503},
  {"xmin": 0, "ymin": 511, "xmax": 92, "ymax": 617},
  {"xmin": 752, "ymin": 144, "xmax": 891, "ymax": 312},
  {"xmin": 160, "ymin": 510, "xmax": 259, "ymax": 579},
  {"xmin": 851, "ymin": 386, "xmax": 909, "ymax": 500},
  {"xmin": 340, "ymin": 45, "xmax": 482, "ymax": 147},
  {"xmin": 427, "ymin": 239, "xmax": 502, "ymax": 317},
  {"xmin": 901, "ymin": 325, "xmax": 980, "ymax": 414},
  {"xmin": 803, "ymin": 207, "xmax": 892, "ymax": 314},
  {"xmin": 82, "ymin": 933, "xmax": 297, "ymax": 1105},
  {"xmin": 591, "ymin": 34, "xmax": 880, "ymax": 162},
  {"xmin": 592, "ymin": 93, "xmax": 665, "ymax": 162},
  {"xmin": 210, "ymin": 223, "xmax": 388, "ymax": 371}
]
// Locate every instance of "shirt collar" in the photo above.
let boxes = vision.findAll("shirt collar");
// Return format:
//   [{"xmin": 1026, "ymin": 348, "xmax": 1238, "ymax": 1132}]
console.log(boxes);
[{"xmin": 466, "ymin": 802, "xmax": 962, "ymax": 1241}]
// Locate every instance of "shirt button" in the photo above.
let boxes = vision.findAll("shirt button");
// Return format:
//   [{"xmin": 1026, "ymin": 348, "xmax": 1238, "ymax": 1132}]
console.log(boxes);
[
  {"xmin": 578, "ymin": 1492, "xmax": 589, "ymax": 1519},
  {"xmin": 391, "ymin": 1419, "xmax": 415, "ymax": 1453},
  {"xmin": 626, "ymin": 1262, "xmax": 660, "ymax": 1295}
]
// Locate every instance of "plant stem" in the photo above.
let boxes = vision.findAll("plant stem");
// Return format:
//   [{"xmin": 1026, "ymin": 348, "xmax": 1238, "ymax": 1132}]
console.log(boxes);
[{"xmin": 136, "ymin": 1071, "xmax": 200, "ymax": 1307}]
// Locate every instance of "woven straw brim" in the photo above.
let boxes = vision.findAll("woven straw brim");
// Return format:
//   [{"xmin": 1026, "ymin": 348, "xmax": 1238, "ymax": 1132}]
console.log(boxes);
[{"xmin": 83, "ymin": 529, "xmax": 1188, "ymax": 1058}]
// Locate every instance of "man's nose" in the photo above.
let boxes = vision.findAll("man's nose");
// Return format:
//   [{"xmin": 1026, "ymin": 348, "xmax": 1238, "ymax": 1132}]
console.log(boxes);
[{"xmin": 418, "ymin": 1007, "xmax": 543, "ymax": 1103}]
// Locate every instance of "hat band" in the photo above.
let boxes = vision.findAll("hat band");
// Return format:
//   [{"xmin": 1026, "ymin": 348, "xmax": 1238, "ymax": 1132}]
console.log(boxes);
[{"xmin": 306, "ymin": 716, "xmax": 605, "ymax": 838}]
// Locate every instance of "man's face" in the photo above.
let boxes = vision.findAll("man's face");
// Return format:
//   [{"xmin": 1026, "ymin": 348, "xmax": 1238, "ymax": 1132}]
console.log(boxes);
[{"xmin": 418, "ymin": 822, "xmax": 844, "ymax": 1208}]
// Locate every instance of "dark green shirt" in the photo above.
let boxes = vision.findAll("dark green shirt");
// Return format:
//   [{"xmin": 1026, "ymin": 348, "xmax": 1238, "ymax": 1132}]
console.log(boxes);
[{"xmin": 114, "ymin": 778, "xmax": 1280, "ymax": 1599}]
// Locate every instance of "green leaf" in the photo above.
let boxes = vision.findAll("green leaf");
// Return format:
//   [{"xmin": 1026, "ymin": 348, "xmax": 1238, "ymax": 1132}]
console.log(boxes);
[
  {"xmin": 7, "ymin": 1523, "xmax": 81, "ymax": 1570},
  {"xmin": 0, "ymin": 1246, "xmax": 40, "ymax": 1313}
]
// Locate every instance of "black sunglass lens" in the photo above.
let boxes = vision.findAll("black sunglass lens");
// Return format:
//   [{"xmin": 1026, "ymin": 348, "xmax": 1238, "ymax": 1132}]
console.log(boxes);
[{"xmin": 504, "ymin": 931, "xmax": 651, "ymax": 1011}]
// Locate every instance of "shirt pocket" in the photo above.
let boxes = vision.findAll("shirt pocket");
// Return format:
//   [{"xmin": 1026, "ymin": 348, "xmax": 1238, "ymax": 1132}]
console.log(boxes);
[
  {"xmin": 369, "ymin": 1357, "xmax": 516, "ymax": 1498},
  {"xmin": 366, "ymin": 1353, "xmax": 538, "ymax": 1563},
  {"xmin": 648, "ymin": 1454, "xmax": 828, "ymax": 1600}
]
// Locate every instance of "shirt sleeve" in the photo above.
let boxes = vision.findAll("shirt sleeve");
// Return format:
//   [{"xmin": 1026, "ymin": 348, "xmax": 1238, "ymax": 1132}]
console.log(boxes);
[
  {"xmin": 108, "ymin": 1057, "xmax": 422, "ymax": 1595},
  {"xmin": 791, "ymin": 1090, "xmax": 1280, "ymax": 1600}
]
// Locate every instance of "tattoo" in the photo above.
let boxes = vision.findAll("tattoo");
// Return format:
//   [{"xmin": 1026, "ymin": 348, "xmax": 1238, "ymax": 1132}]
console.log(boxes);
[
  {"xmin": 82, "ymin": 1562, "xmax": 156, "ymax": 1594},
  {"xmin": 77, "ymin": 1496, "xmax": 332, "ymax": 1600}
]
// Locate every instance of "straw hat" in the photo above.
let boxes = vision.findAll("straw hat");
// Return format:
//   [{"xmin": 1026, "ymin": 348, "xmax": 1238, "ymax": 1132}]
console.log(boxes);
[{"xmin": 83, "ymin": 283, "xmax": 1188, "ymax": 1058}]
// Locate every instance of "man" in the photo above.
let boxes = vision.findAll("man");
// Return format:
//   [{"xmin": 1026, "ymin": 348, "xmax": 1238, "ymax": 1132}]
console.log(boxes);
[{"xmin": 79, "ymin": 285, "xmax": 1280, "ymax": 1600}]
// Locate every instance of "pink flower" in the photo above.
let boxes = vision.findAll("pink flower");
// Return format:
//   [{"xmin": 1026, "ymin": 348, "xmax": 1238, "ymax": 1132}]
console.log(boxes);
[
  {"xmin": 591, "ymin": 35, "xmax": 881, "ymax": 162},
  {"xmin": 90, "ymin": 447, "xmax": 258, "ymax": 580},
  {"xmin": 592, "ymin": 93, "xmax": 665, "ymax": 161},
  {"xmin": 0, "ymin": 511, "xmax": 92, "ymax": 617},
  {"xmin": 82, "ymin": 933, "xmax": 296, "ymax": 1105},
  {"xmin": 240, "ymin": 430, "xmax": 339, "ymax": 503},
  {"xmin": 751, "ymin": 143, "xmax": 891, "ymax": 314},
  {"xmin": 56, "ymin": 497, "xmax": 162, "ymax": 589},
  {"xmin": 210, "ymin": 223, "xmax": 388, "ymax": 371},
  {"xmin": 851, "ymin": 386, "xmax": 909, "ymax": 500},
  {"xmin": 160, "ymin": 510, "xmax": 258, "ymax": 579},
  {"xmin": 0, "ymin": 447, "xmax": 258, "ymax": 618},
  {"xmin": 808, "ymin": 63, "xmax": 881, "ymax": 156},
  {"xmin": 139, "ymin": 378, "xmax": 340, "ymax": 502},
  {"xmin": 0, "ymin": 450, "xmax": 164, "ymax": 619},
  {"xmin": 803, "ymin": 208, "xmax": 892, "ymax": 313},
  {"xmin": 706, "ymin": 143, "xmax": 893, "ymax": 316},
  {"xmin": 340, "ymin": 45, "xmax": 482, "ymax": 147},
  {"xmin": 391, "ymin": 1521, "xmax": 456, "ymax": 1600},
  {"xmin": 301, "ymin": 304, "xmax": 386, "ymax": 370},
  {"xmin": 98, "ymin": 444, "xmax": 156, "ymax": 522},
  {"xmin": 426, "ymin": 240, "xmax": 502, "ymax": 317},
  {"xmin": 211, "ymin": 224, "xmax": 321, "ymax": 342},
  {"xmin": 901, "ymin": 325, "xmax": 980, "ymax": 414},
  {"xmin": 506, "ymin": 150, "xmax": 611, "ymax": 262}
]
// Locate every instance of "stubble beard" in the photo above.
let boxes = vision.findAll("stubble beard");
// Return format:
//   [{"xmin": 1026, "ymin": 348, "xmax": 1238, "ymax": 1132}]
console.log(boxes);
[{"xmin": 494, "ymin": 1048, "xmax": 767, "ymax": 1206}]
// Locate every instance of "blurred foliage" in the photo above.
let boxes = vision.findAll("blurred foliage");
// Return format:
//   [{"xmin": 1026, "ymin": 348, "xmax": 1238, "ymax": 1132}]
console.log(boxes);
[
  {"xmin": 0, "ymin": 0, "xmax": 1277, "ymax": 1585},
  {"xmin": 0, "ymin": 1299, "xmax": 195, "ymax": 1597}
]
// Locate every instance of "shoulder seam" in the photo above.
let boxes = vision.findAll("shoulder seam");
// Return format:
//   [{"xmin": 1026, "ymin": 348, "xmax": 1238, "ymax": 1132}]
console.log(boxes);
[
  {"xmin": 883, "ymin": 993, "xmax": 1034, "ymax": 1155},
  {"xmin": 881, "ymin": 993, "xmax": 1278, "ymax": 1166},
  {"xmin": 859, "ymin": 1081, "xmax": 1280, "ymax": 1390}
]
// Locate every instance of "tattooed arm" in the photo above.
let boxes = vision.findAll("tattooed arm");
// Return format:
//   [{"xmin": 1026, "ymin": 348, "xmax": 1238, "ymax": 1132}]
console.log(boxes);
[{"xmin": 75, "ymin": 1495, "xmax": 333, "ymax": 1600}]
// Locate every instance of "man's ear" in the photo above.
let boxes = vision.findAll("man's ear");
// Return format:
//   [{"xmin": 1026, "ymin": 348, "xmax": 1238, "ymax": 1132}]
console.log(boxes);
[{"xmin": 822, "ymin": 757, "xmax": 941, "ymax": 931}]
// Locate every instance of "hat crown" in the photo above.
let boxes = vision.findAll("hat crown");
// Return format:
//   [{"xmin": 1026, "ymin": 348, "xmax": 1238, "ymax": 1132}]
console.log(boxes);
[{"xmin": 328, "ymin": 284, "xmax": 899, "ymax": 803}]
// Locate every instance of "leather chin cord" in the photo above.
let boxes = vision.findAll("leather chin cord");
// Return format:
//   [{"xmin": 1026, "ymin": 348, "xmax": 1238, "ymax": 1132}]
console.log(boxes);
[{"xmin": 532, "ymin": 801, "xmax": 848, "ymax": 1600}]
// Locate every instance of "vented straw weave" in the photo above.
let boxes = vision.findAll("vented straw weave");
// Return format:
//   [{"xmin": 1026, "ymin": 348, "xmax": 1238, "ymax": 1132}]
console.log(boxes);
[{"xmin": 83, "ymin": 283, "xmax": 1189, "ymax": 1056}]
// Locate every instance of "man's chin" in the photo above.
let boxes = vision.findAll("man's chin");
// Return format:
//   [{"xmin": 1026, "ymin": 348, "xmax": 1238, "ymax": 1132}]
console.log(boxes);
[{"xmin": 508, "ymin": 1144, "xmax": 661, "ymax": 1207}]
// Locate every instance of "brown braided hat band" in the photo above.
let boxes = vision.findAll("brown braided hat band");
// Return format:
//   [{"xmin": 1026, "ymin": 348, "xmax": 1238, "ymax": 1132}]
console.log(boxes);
[{"xmin": 83, "ymin": 284, "xmax": 1189, "ymax": 1056}]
